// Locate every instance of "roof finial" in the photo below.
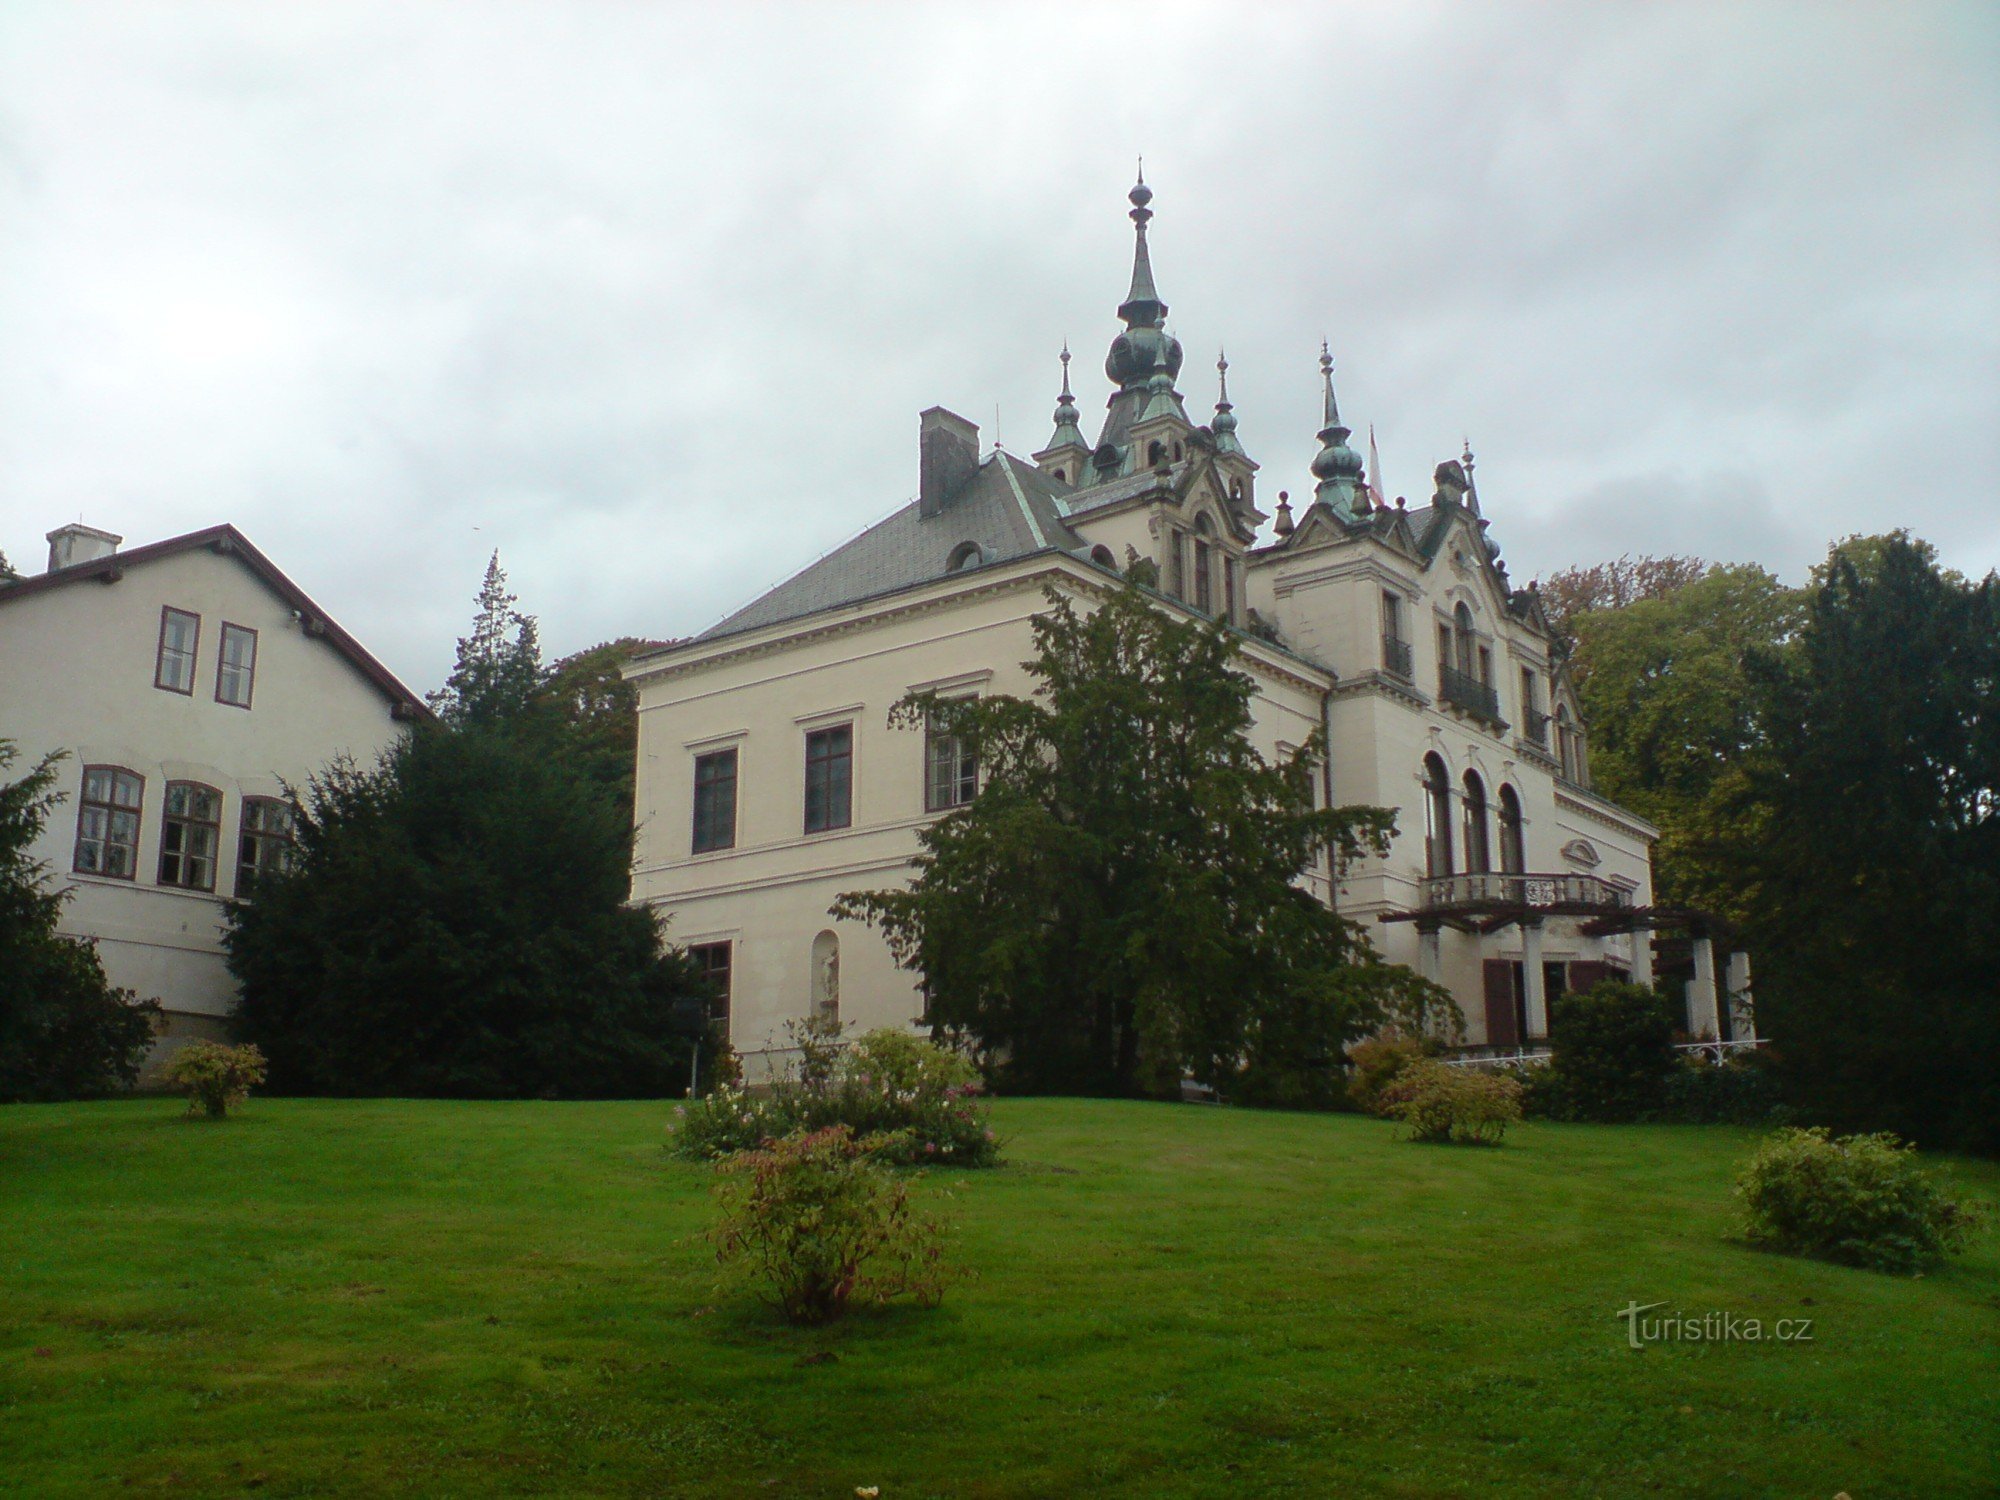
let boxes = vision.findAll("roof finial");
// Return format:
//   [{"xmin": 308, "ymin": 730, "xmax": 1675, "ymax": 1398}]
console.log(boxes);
[
  {"xmin": 1311, "ymin": 341, "xmax": 1365, "ymax": 519},
  {"xmin": 1042, "ymin": 341, "xmax": 1087, "ymax": 457},
  {"xmin": 1319, "ymin": 339, "xmax": 1340, "ymax": 429},
  {"xmin": 1060, "ymin": 340, "xmax": 1073, "ymax": 399},
  {"xmin": 1119, "ymin": 168, "xmax": 1162, "ymax": 327},
  {"xmin": 1212, "ymin": 347, "xmax": 1244, "ymax": 455},
  {"xmin": 1461, "ymin": 434, "xmax": 1480, "ymax": 516}
]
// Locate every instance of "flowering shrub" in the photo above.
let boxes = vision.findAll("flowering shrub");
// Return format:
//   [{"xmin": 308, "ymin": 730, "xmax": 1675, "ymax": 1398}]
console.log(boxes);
[
  {"xmin": 1344, "ymin": 1034, "xmax": 1431, "ymax": 1117},
  {"xmin": 708, "ymin": 1124, "xmax": 959, "ymax": 1324},
  {"xmin": 1378, "ymin": 1058, "xmax": 1523, "ymax": 1145},
  {"xmin": 1734, "ymin": 1127, "xmax": 1985, "ymax": 1274},
  {"xmin": 670, "ymin": 1026, "xmax": 999, "ymax": 1167},
  {"xmin": 163, "ymin": 1040, "xmax": 267, "ymax": 1119}
]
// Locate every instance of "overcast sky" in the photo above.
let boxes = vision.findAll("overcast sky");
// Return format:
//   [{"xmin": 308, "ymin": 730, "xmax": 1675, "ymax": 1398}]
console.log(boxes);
[{"xmin": 3, "ymin": 2, "xmax": 1995, "ymax": 694}]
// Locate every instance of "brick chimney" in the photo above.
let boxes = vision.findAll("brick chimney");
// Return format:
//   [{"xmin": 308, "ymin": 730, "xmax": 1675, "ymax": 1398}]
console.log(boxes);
[
  {"xmin": 919, "ymin": 408, "xmax": 980, "ymax": 519},
  {"xmin": 46, "ymin": 523, "xmax": 122, "ymax": 573}
]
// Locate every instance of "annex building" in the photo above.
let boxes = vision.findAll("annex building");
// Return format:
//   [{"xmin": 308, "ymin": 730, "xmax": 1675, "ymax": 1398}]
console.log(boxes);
[
  {"xmin": 0, "ymin": 522, "xmax": 427, "ymax": 1071},
  {"xmin": 625, "ymin": 179, "xmax": 1751, "ymax": 1068}
]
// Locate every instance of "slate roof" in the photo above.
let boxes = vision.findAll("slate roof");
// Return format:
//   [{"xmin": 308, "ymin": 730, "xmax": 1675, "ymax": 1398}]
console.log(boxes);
[{"xmin": 696, "ymin": 453, "xmax": 1087, "ymax": 643}]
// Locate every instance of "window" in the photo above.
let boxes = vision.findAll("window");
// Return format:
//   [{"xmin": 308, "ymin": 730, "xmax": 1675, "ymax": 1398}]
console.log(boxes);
[
  {"xmin": 946, "ymin": 541, "xmax": 983, "ymax": 573},
  {"xmin": 215, "ymin": 622, "xmax": 257, "ymax": 707},
  {"xmin": 1381, "ymin": 591, "xmax": 1403, "ymax": 641},
  {"xmin": 1170, "ymin": 529, "xmax": 1187, "ymax": 599},
  {"xmin": 687, "ymin": 941, "xmax": 733, "ymax": 1028},
  {"xmin": 1477, "ymin": 644, "xmax": 1493, "ymax": 688},
  {"xmin": 1557, "ymin": 705, "xmax": 1579, "ymax": 781},
  {"xmin": 1193, "ymin": 515, "xmax": 1214, "ymax": 615},
  {"xmin": 1381, "ymin": 592, "xmax": 1412, "ymax": 677},
  {"xmin": 804, "ymin": 724, "xmax": 853, "ymax": 833},
  {"xmin": 692, "ymin": 747, "xmax": 738, "ymax": 853},
  {"xmin": 1436, "ymin": 621, "xmax": 1453, "ymax": 675},
  {"xmin": 74, "ymin": 767, "xmax": 143, "ymax": 879},
  {"xmin": 1422, "ymin": 753, "xmax": 1454, "ymax": 878},
  {"xmin": 1454, "ymin": 603, "xmax": 1476, "ymax": 677},
  {"xmin": 155, "ymin": 607, "xmax": 199, "ymax": 694},
  {"xmin": 237, "ymin": 797, "xmax": 294, "ymax": 895},
  {"xmin": 158, "ymin": 781, "xmax": 221, "ymax": 890},
  {"xmin": 1090, "ymin": 544, "xmax": 1118, "ymax": 571},
  {"xmin": 1498, "ymin": 784, "xmax": 1526, "ymax": 874},
  {"xmin": 925, "ymin": 717, "xmax": 977, "ymax": 811},
  {"xmin": 1223, "ymin": 556, "xmax": 1239, "ymax": 624},
  {"xmin": 1463, "ymin": 771, "xmax": 1491, "ymax": 873}
]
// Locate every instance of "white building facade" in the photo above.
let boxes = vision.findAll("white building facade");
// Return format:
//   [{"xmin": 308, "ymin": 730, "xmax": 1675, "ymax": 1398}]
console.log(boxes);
[
  {"xmin": 627, "ymin": 180, "xmax": 1744, "ymax": 1067},
  {"xmin": 0, "ymin": 523, "xmax": 427, "ymax": 1069}
]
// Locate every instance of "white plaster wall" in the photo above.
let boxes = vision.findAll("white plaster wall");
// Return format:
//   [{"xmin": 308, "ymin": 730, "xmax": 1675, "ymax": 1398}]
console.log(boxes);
[{"xmin": 0, "ymin": 546, "xmax": 412, "ymax": 1043}]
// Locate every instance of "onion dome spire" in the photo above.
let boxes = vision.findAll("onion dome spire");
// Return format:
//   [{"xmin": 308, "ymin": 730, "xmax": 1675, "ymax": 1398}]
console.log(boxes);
[
  {"xmin": 1044, "ymin": 342, "xmax": 1087, "ymax": 453},
  {"xmin": 1212, "ymin": 348, "xmax": 1245, "ymax": 457},
  {"xmin": 1104, "ymin": 166, "xmax": 1184, "ymax": 391},
  {"xmin": 1310, "ymin": 340, "xmax": 1366, "ymax": 518}
]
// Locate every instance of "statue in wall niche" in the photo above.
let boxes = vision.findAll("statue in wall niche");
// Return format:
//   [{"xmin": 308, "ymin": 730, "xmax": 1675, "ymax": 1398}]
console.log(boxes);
[{"xmin": 813, "ymin": 941, "xmax": 840, "ymax": 1023}]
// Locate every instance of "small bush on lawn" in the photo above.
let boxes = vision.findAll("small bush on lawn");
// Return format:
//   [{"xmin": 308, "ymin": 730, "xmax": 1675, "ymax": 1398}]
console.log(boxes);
[
  {"xmin": 1658, "ymin": 1052, "xmax": 1789, "ymax": 1125},
  {"xmin": 1379, "ymin": 1059, "xmax": 1523, "ymax": 1145},
  {"xmin": 1344, "ymin": 1034, "xmax": 1431, "ymax": 1117},
  {"xmin": 163, "ymin": 1040, "xmax": 268, "ymax": 1119},
  {"xmin": 671, "ymin": 1024, "xmax": 999, "ymax": 1167},
  {"xmin": 1734, "ymin": 1126, "xmax": 1985, "ymax": 1274},
  {"xmin": 708, "ymin": 1124, "xmax": 958, "ymax": 1324},
  {"xmin": 1541, "ymin": 981, "xmax": 1679, "ymax": 1122}
]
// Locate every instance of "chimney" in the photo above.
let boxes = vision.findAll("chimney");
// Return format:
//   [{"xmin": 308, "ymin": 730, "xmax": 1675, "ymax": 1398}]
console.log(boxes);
[
  {"xmin": 919, "ymin": 407, "xmax": 980, "ymax": 519},
  {"xmin": 46, "ymin": 523, "xmax": 123, "ymax": 573}
]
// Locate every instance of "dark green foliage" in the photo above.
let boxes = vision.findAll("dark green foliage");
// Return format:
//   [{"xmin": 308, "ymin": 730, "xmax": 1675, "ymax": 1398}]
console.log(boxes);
[
  {"xmin": 0, "ymin": 548, "xmax": 19, "ymax": 582},
  {"xmin": 1658, "ymin": 1053, "xmax": 1789, "ymax": 1126},
  {"xmin": 0, "ymin": 742, "xmax": 161, "ymax": 1101},
  {"xmin": 226, "ymin": 726, "xmax": 701, "ymax": 1097},
  {"xmin": 1745, "ymin": 535, "xmax": 2000, "ymax": 1153},
  {"xmin": 1734, "ymin": 1127, "xmax": 1986, "ymax": 1275},
  {"xmin": 1540, "ymin": 981, "xmax": 1680, "ymax": 1123},
  {"xmin": 534, "ymin": 637, "xmax": 648, "ymax": 816},
  {"xmin": 835, "ymin": 582, "xmax": 1456, "ymax": 1101},
  {"xmin": 425, "ymin": 552, "xmax": 544, "ymax": 729}
]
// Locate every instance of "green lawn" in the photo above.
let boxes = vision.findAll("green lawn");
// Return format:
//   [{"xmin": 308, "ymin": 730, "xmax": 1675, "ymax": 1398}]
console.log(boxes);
[{"xmin": 1, "ymin": 1099, "xmax": 1995, "ymax": 1499}]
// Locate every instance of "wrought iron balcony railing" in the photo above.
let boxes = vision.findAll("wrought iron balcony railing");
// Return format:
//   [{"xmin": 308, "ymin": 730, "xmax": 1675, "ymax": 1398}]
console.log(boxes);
[
  {"xmin": 1438, "ymin": 664, "xmax": 1505, "ymax": 725},
  {"xmin": 1524, "ymin": 709, "xmax": 1551, "ymax": 747},
  {"xmin": 1380, "ymin": 634, "xmax": 1414, "ymax": 680},
  {"xmin": 1420, "ymin": 871, "xmax": 1632, "ymax": 913}
]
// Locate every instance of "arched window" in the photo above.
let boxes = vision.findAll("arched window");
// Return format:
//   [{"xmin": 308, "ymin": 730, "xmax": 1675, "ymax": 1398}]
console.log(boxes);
[
  {"xmin": 1194, "ymin": 514, "xmax": 1215, "ymax": 615},
  {"xmin": 946, "ymin": 541, "xmax": 983, "ymax": 574},
  {"xmin": 1422, "ymin": 753, "xmax": 1454, "ymax": 878},
  {"xmin": 1090, "ymin": 544, "xmax": 1118, "ymax": 572},
  {"xmin": 1052, "ymin": 467, "xmax": 1066, "ymax": 483},
  {"xmin": 1498, "ymin": 784, "xmax": 1526, "ymax": 874},
  {"xmin": 1557, "ymin": 705, "xmax": 1577, "ymax": 781},
  {"xmin": 1462, "ymin": 771, "xmax": 1490, "ymax": 874},
  {"xmin": 1148, "ymin": 440, "xmax": 1166, "ymax": 466},
  {"xmin": 1172, "ymin": 441, "xmax": 1183, "ymax": 463},
  {"xmin": 1453, "ymin": 602, "xmax": 1476, "ymax": 678}
]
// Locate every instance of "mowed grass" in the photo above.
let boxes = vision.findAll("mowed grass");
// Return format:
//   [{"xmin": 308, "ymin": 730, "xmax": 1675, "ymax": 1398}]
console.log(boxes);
[{"xmin": 1, "ymin": 1099, "xmax": 1996, "ymax": 1499}]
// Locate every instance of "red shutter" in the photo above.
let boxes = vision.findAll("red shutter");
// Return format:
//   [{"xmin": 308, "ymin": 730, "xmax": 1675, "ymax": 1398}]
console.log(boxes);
[
  {"xmin": 1483, "ymin": 960, "xmax": 1519, "ymax": 1048},
  {"xmin": 1568, "ymin": 961, "xmax": 1612, "ymax": 995}
]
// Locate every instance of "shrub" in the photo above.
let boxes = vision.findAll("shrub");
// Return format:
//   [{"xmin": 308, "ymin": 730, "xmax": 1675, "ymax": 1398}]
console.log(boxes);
[
  {"xmin": 1379, "ymin": 1059, "xmax": 1523, "ymax": 1145},
  {"xmin": 1542, "ymin": 981, "xmax": 1679, "ymax": 1122},
  {"xmin": 1, "ymin": 742, "xmax": 163, "ymax": 1102},
  {"xmin": 708, "ymin": 1125, "xmax": 958, "ymax": 1324},
  {"xmin": 1658, "ymin": 1052, "xmax": 1789, "ymax": 1125},
  {"xmin": 1344, "ymin": 1034, "xmax": 1431, "ymax": 1117},
  {"xmin": 670, "ymin": 1026, "xmax": 999, "ymax": 1168},
  {"xmin": 163, "ymin": 1040, "xmax": 268, "ymax": 1119},
  {"xmin": 1734, "ymin": 1126, "xmax": 1986, "ymax": 1274}
]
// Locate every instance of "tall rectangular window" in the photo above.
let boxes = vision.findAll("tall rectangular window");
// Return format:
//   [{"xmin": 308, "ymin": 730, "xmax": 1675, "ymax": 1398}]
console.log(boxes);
[
  {"xmin": 1224, "ymin": 558, "xmax": 1239, "ymax": 624},
  {"xmin": 1381, "ymin": 591, "xmax": 1403, "ymax": 641},
  {"xmin": 237, "ymin": 797, "xmax": 294, "ymax": 896},
  {"xmin": 156, "ymin": 607, "xmax": 199, "ymax": 694},
  {"xmin": 1194, "ymin": 538, "xmax": 1213, "ymax": 613},
  {"xmin": 158, "ymin": 781, "xmax": 221, "ymax": 890},
  {"xmin": 74, "ymin": 766, "xmax": 143, "ymax": 879},
  {"xmin": 804, "ymin": 724, "xmax": 853, "ymax": 833},
  {"xmin": 216, "ymin": 622, "xmax": 257, "ymax": 708},
  {"xmin": 925, "ymin": 718, "xmax": 977, "ymax": 811},
  {"xmin": 691, "ymin": 747, "xmax": 738, "ymax": 853},
  {"xmin": 687, "ymin": 940, "xmax": 733, "ymax": 1028}
]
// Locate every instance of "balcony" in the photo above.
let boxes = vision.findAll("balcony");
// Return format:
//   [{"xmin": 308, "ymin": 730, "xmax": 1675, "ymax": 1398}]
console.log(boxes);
[
  {"xmin": 1438, "ymin": 665, "xmax": 1506, "ymax": 727},
  {"xmin": 1420, "ymin": 871, "xmax": 1632, "ymax": 916},
  {"xmin": 1380, "ymin": 634, "xmax": 1414, "ymax": 680},
  {"xmin": 1523, "ymin": 709, "xmax": 1551, "ymax": 748}
]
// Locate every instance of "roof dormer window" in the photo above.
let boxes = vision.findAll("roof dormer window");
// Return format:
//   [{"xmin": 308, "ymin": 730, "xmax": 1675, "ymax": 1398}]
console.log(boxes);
[{"xmin": 946, "ymin": 542, "xmax": 983, "ymax": 574}]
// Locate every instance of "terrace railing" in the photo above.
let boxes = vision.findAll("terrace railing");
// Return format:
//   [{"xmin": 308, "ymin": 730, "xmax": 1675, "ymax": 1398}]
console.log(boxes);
[
  {"xmin": 1380, "ymin": 634, "xmax": 1414, "ymax": 680},
  {"xmin": 1420, "ymin": 871, "xmax": 1633, "ymax": 914},
  {"xmin": 1438, "ymin": 664, "xmax": 1505, "ymax": 725}
]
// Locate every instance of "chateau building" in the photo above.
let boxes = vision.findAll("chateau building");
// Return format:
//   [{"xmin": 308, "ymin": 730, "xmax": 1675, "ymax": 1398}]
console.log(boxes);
[
  {"xmin": 0, "ymin": 522, "xmax": 427, "ymax": 1070},
  {"xmin": 625, "ymin": 179, "xmax": 1749, "ymax": 1066}
]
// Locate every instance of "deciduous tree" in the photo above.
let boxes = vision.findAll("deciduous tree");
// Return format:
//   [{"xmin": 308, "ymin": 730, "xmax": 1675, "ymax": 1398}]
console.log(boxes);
[{"xmin": 834, "ymin": 583, "xmax": 1457, "ymax": 1103}]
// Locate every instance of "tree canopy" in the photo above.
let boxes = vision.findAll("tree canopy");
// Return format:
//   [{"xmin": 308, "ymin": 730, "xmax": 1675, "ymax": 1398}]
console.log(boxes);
[
  {"xmin": 226, "ymin": 560, "xmax": 703, "ymax": 1097},
  {"xmin": 834, "ymin": 582, "xmax": 1456, "ymax": 1104},
  {"xmin": 1743, "ymin": 534, "xmax": 1999, "ymax": 1151},
  {"xmin": 0, "ymin": 742, "xmax": 160, "ymax": 1101}
]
